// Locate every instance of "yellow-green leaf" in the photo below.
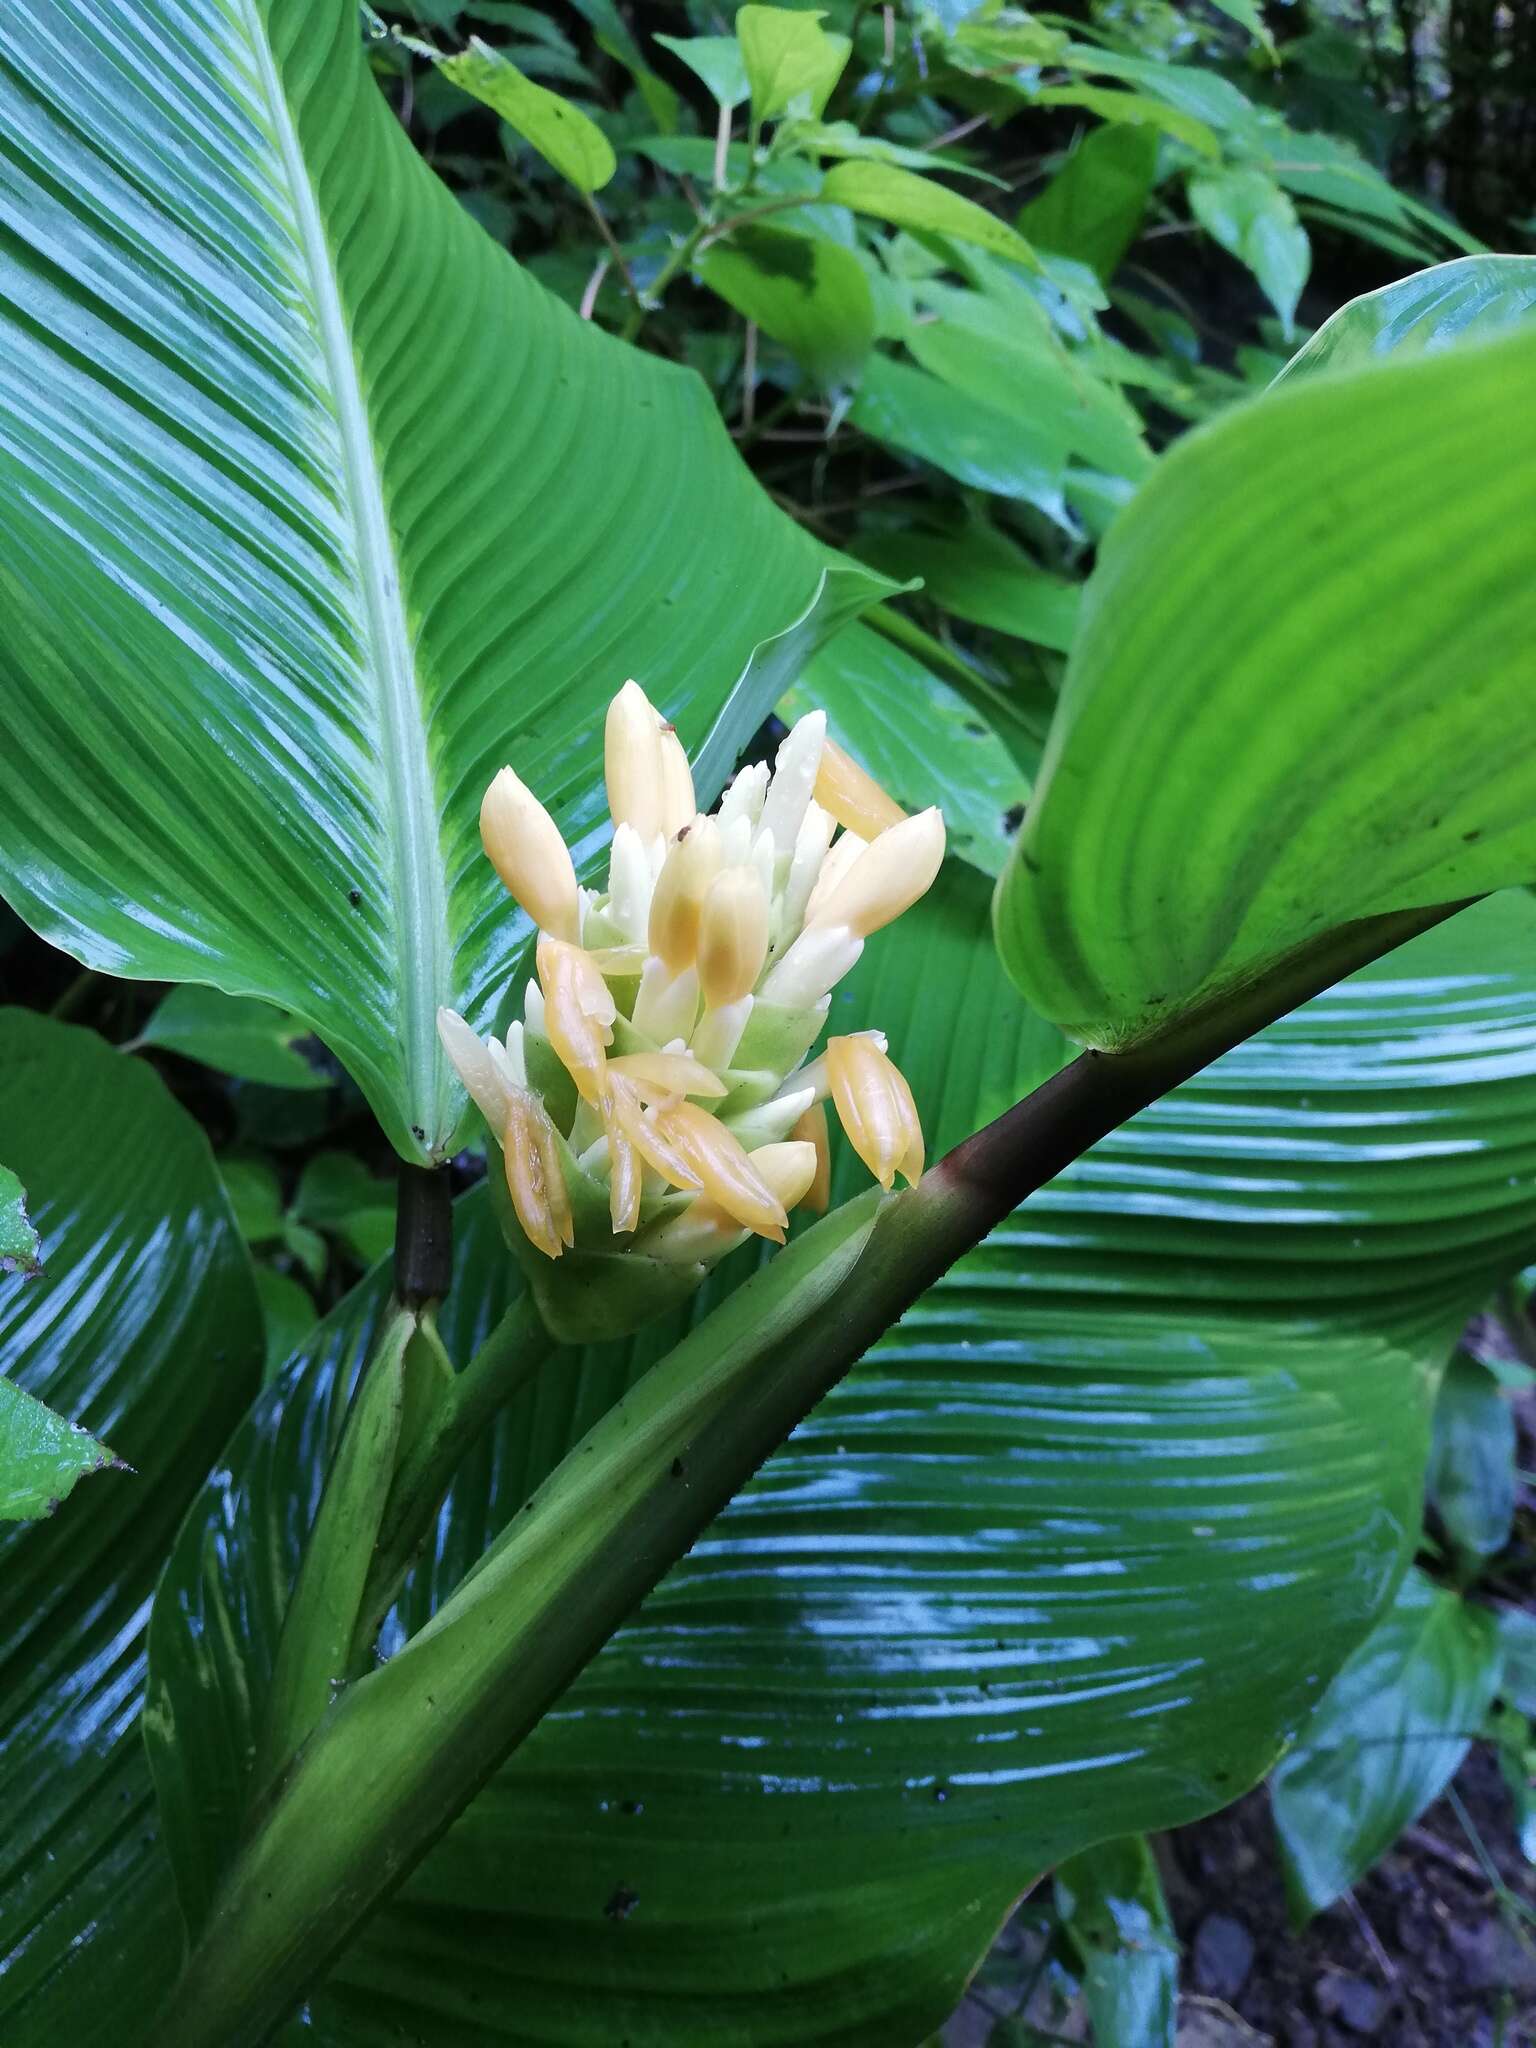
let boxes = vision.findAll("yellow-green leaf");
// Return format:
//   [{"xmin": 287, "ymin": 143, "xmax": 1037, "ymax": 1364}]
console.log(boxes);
[
  {"xmin": 736, "ymin": 5, "xmax": 851, "ymax": 125},
  {"xmin": 439, "ymin": 37, "xmax": 616, "ymax": 193},
  {"xmin": 822, "ymin": 160, "xmax": 1041, "ymax": 270}
]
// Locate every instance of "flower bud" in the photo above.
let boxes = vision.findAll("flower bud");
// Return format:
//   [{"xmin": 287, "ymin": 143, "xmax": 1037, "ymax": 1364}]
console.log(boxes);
[
  {"xmin": 647, "ymin": 817, "xmax": 722, "ymax": 972},
  {"xmin": 438, "ymin": 1005, "xmax": 514, "ymax": 1131},
  {"xmin": 607, "ymin": 1050, "xmax": 727, "ymax": 1100},
  {"xmin": 757, "ymin": 922, "xmax": 864, "ymax": 1009},
  {"xmin": 480, "ymin": 766, "xmax": 579, "ymax": 941},
  {"xmin": 602, "ymin": 1072, "xmax": 703, "ymax": 1192},
  {"xmin": 806, "ymin": 808, "xmax": 946, "ymax": 938},
  {"xmin": 791, "ymin": 1103, "xmax": 832, "ymax": 1213},
  {"xmin": 813, "ymin": 737, "xmax": 907, "ymax": 840},
  {"xmin": 825, "ymin": 1035, "xmax": 924, "ymax": 1190},
  {"xmin": 537, "ymin": 933, "xmax": 616, "ymax": 1104},
  {"xmin": 717, "ymin": 759, "xmax": 769, "ymax": 832},
  {"xmin": 801, "ymin": 827, "xmax": 867, "ymax": 927},
  {"xmin": 637, "ymin": 1141, "xmax": 818, "ymax": 1264},
  {"xmin": 760, "ymin": 709, "xmax": 827, "ymax": 856},
  {"xmin": 633, "ymin": 957, "xmax": 701, "ymax": 1045},
  {"xmin": 652, "ymin": 1098, "xmax": 789, "ymax": 1239},
  {"xmin": 697, "ymin": 866, "xmax": 770, "ymax": 1009},
  {"xmin": 606, "ymin": 1122, "xmax": 643, "ymax": 1235},
  {"xmin": 659, "ymin": 726, "xmax": 697, "ymax": 840},
  {"xmin": 605, "ymin": 679, "xmax": 668, "ymax": 842},
  {"xmin": 605, "ymin": 822, "xmax": 658, "ymax": 945},
  {"xmin": 504, "ymin": 1086, "xmax": 575, "ymax": 1259}
]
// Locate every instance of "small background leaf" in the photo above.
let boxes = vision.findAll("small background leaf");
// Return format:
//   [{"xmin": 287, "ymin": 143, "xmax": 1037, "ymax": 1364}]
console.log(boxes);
[
  {"xmin": 137, "ymin": 985, "xmax": 330, "ymax": 1092},
  {"xmin": 1270, "ymin": 1568, "xmax": 1503, "ymax": 1920},
  {"xmin": 0, "ymin": 1377, "xmax": 115, "ymax": 1523},
  {"xmin": 1054, "ymin": 1835, "xmax": 1178, "ymax": 2048},
  {"xmin": 440, "ymin": 38, "xmax": 616, "ymax": 192},
  {"xmin": 1427, "ymin": 1352, "xmax": 1516, "ymax": 1573},
  {"xmin": 0, "ymin": 1164, "xmax": 40, "ymax": 1275},
  {"xmin": 701, "ymin": 225, "xmax": 874, "ymax": 386}
]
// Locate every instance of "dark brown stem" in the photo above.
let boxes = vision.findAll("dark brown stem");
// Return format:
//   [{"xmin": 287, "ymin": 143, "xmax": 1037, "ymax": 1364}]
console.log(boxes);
[{"xmin": 393, "ymin": 1164, "xmax": 452, "ymax": 1309}]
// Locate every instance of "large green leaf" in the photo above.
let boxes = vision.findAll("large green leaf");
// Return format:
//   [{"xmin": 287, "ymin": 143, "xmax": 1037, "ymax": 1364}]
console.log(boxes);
[
  {"xmin": 0, "ymin": 1012, "xmax": 260, "ymax": 2042},
  {"xmin": 133, "ymin": 884, "xmax": 1536, "ymax": 2042},
  {"xmin": 995, "ymin": 304, "xmax": 1536, "ymax": 1047},
  {"xmin": 1275, "ymin": 253, "xmax": 1536, "ymax": 383},
  {"xmin": 1269, "ymin": 1568, "xmax": 1503, "ymax": 1920},
  {"xmin": 0, "ymin": 1, "xmax": 878, "ymax": 1164}
]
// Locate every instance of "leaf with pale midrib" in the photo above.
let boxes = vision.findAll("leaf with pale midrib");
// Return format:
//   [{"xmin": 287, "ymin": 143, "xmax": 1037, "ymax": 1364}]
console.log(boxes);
[{"xmin": 0, "ymin": 0, "xmax": 879, "ymax": 1163}]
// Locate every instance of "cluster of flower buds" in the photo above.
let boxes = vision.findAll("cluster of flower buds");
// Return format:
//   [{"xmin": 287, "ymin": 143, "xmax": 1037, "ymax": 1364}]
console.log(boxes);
[{"xmin": 438, "ymin": 680, "xmax": 944, "ymax": 1338}]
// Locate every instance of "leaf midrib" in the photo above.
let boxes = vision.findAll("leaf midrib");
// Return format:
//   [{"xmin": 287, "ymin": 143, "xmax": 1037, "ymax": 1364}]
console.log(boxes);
[{"xmin": 245, "ymin": 4, "xmax": 449, "ymax": 1157}]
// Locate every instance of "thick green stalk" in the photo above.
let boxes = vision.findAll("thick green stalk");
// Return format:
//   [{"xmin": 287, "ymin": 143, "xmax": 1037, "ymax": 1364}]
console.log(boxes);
[
  {"xmin": 251, "ymin": 1306, "xmax": 415, "ymax": 1799},
  {"xmin": 347, "ymin": 1291, "xmax": 555, "ymax": 1665},
  {"xmin": 156, "ymin": 898, "xmax": 1462, "ymax": 2048}
]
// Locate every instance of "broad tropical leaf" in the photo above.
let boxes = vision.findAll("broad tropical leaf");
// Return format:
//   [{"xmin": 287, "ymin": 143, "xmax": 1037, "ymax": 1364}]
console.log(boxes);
[
  {"xmin": 1270, "ymin": 1568, "xmax": 1503, "ymax": 1920},
  {"xmin": 0, "ymin": 0, "xmax": 879, "ymax": 1163},
  {"xmin": 995, "ymin": 292, "xmax": 1536, "ymax": 1046},
  {"xmin": 133, "ymin": 885, "xmax": 1536, "ymax": 2043},
  {"xmin": 0, "ymin": 1012, "xmax": 259, "ymax": 2042},
  {"xmin": 1276, "ymin": 253, "xmax": 1536, "ymax": 383}
]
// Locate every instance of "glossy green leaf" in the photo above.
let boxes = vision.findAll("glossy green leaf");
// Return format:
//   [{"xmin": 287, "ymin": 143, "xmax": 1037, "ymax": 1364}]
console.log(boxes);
[
  {"xmin": 293, "ymin": 1154, "xmax": 397, "ymax": 1269},
  {"xmin": 254, "ymin": 1266, "xmax": 319, "ymax": 1384},
  {"xmin": 701, "ymin": 225, "xmax": 875, "ymax": 386},
  {"xmin": 137, "ymin": 986, "xmax": 330, "ymax": 1092},
  {"xmin": 855, "ymin": 520, "xmax": 1082, "ymax": 652},
  {"xmin": 0, "ymin": 1165, "xmax": 40, "ymax": 1275},
  {"xmin": 737, "ymin": 5, "xmax": 850, "ymax": 124},
  {"xmin": 1427, "ymin": 1353, "xmax": 1515, "ymax": 1570},
  {"xmin": 784, "ymin": 618, "xmax": 1030, "ymax": 874},
  {"xmin": 1188, "ymin": 168, "xmax": 1310, "ymax": 334},
  {"xmin": 1270, "ymin": 1569, "xmax": 1503, "ymax": 1921},
  {"xmin": 1019, "ymin": 124, "xmax": 1159, "ymax": 282},
  {"xmin": 0, "ymin": 1377, "xmax": 116, "ymax": 1523},
  {"xmin": 1495, "ymin": 1606, "xmax": 1536, "ymax": 1717},
  {"xmin": 440, "ymin": 38, "xmax": 616, "ymax": 191},
  {"xmin": 1274, "ymin": 254, "xmax": 1536, "ymax": 383},
  {"xmin": 1030, "ymin": 85, "xmax": 1220, "ymax": 159},
  {"xmin": 0, "ymin": 0, "xmax": 878, "ymax": 1165},
  {"xmin": 849, "ymin": 353, "xmax": 1068, "ymax": 523},
  {"xmin": 0, "ymin": 1012, "xmax": 259, "ymax": 2041},
  {"xmin": 1054, "ymin": 1836, "xmax": 1178, "ymax": 2048},
  {"xmin": 564, "ymin": 0, "xmax": 677, "ymax": 131},
  {"xmin": 906, "ymin": 284, "xmax": 1153, "ymax": 480},
  {"xmin": 784, "ymin": 118, "xmax": 1006, "ymax": 183},
  {"xmin": 995, "ymin": 309, "xmax": 1536, "ymax": 1048},
  {"xmin": 653, "ymin": 32, "xmax": 749, "ymax": 109},
  {"xmin": 131, "ymin": 884, "xmax": 1536, "ymax": 2043},
  {"xmin": 823, "ymin": 160, "xmax": 1041, "ymax": 269}
]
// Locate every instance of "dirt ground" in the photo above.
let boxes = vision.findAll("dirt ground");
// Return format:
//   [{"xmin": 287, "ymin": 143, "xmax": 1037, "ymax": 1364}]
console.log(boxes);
[{"xmin": 946, "ymin": 1746, "xmax": 1536, "ymax": 2047}]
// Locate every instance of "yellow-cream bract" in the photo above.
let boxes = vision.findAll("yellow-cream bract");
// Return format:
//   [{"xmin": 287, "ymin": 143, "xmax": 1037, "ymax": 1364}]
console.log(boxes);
[{"xmin": 439, "ymin": 680, "xmax": 944, "ymax": 1276}]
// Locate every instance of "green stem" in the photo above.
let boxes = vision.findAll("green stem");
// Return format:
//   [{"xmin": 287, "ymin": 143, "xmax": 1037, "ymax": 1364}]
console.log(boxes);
[
  {"xmin": 253, "ymin": 1307, "xmax": 417, "ymax": 1798},
  {"xmin": 620, "ymin": 217, "xmax": 711, "ymax": 342},
  {"xmin": 347, "ymin": 1291, "xmax": 555, "ymax": 1666},
  {"xmin": 156, "ymin": 897, "xmax": 1464, "ymax": 2048}
]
